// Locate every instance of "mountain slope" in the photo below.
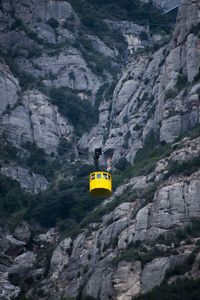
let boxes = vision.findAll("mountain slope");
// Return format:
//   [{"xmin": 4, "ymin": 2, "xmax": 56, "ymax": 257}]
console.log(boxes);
[{"xmin": 1, "ymin": 0, "xmax": 200, "ymax": 299}]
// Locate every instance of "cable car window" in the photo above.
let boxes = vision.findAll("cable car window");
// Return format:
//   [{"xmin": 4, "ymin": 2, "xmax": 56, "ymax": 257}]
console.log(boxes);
[
  {"xmin": 103, "ymin": 173, "xmax": 108, "ymax": 179},
  {"xmin": 97, "ymin": 174, "xmax": 101, "ymax": 179},
  {"xmin": 91, "ymin": 174, "xmax": 95, "ymax": 180},
  {"xmin": 108, "ymin": 175, "xmax": 111, "ymax": 180}
]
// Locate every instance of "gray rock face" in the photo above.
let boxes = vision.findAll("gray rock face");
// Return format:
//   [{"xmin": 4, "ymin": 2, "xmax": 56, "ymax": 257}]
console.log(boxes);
[
  {"xmin": 0, "ymin": 236, "xmax": 25, "ymax": 258},
  {"xmin": 34, "ymin": 135, "xmax": 200, "ymax": 299},
  {"xmin": 0, "ymin": 161, "xmax": 48, "ymax": 193},
  {"xmin": 0, "ymin": 272, "xmax": 20, "ymax": 300},
  {"xmin": 0, "ymin": 89, "xmax": 74, "ymax": 154},
  {"xmin": 1, "ymin": 0, "xmax": 200, "ymax": 299},
  {"xmin": 17, "ymin": 50, "xmax": 102, "ymax": 99},
  {"xmin": 34, "ymin": 228, "xmax": 60, "ymax": 245},
  {"xmin": 13, "ymin": 222, "xmax": 31, "ymax": 243},
  {"xmin": 9, "ymin": 252, "xmax": 36, "ymax": 281},
  {"xmin": 113, "ymin": 261, "xmax": 142, "ymax": 300},
  {"xmin": 50, "ymin": 237, "xmax": 72, "ymax": 279},
  {"xmin": 0, "ymin": 63, "xmax": 20, "ymax": 117},
  {"xmin": 153, "ymin": 0, "xmax": 181, "ymax": 11},
  {"xmin": 141, "ymin": 257, "xmax": 170, "ymax": 293},
  {"xmin": 132, "ymin": 173, "xmax": 200, "ymax": 241}
]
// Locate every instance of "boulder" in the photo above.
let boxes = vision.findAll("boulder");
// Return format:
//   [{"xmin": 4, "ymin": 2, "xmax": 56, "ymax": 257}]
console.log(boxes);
[{"xmin": 13, "ymin": 222, "xmax": 31, "ymax": 243}]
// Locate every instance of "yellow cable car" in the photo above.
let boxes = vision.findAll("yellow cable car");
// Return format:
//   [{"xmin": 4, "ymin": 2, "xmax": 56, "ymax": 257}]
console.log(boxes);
[{"xmin": 89, "ymin": 171, "xmax": 112, "ymax": 197}]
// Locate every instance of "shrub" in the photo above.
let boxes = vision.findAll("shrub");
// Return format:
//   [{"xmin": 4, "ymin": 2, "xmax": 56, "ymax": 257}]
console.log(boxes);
[
  {"xmin": 57, "ymin": 138, "xmax": 73, "ymax": 156},
  {"xmin": 175, "ymin": 74, "xmax": 188, "ymax": 91},
  {"xmin": 165, "ymin": 252, "xmax": 195, "ymax": 281},
  {"xmin": 112, "ymin": 244, "xmax": 166, "ymax": 267},
  {"xmin": 0, "ymin": 142, "xmax": 18, "ymax": 160},
  {"xmin": 49, "ymin": 87, "xmax": 97, "ymax": 136},
  {"xmin": 115, "ymin": 157, "xmax": 130, "ymax": 171},
  {"xmin": 0, "ymin": 174, "xmax": 32, "ymax": 218},
  {"xmin": 165, "ymin": 88, "xmax": 178, "ymax": 100},
  {"xmin": 47, "ymin": 18, "xmax": 59, "ymax": 29},
  {"xmin": 139, "ymin": 31, "xmax": 149, "ymax": 41},
  {"xmin": 194, "ymin": 68, "xmax": 200, "ymax": 82},
  {"xmin": 191, "ymin": 23, "xmax": 200, "ymax": 36},
  {"xmin": 10, "ymin": 18, "xmax": 23, "ymax": 30},
  {"xmin": 166, "ymin": 156, "xmax": 200, "ymax": 178}
]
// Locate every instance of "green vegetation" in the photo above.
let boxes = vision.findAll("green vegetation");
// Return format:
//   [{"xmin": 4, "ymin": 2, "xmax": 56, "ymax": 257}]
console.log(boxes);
[
  {"xmin": 155, "ymin": 219, "xmax": 200, "ymax": 250},
  {"xmin": 81, "ymin": 45, "xmax": 118, "ymax": 77},
  {"xmin": 80, "ymin": 181, "xmax": 159, "ymax": 231},
  {"xmin": 0, "ymin": 141, "xmax": 18, "ymax": 160},
  {"xmin": 0, "ymin": 152, "xmax": 100, "ymax": 230},
  {"xmin": 166, "ymin": 156, "xmax": 200, "ymax": 178},
  {"xmin": 48, "ymin": 87, "xmax": 97, "ymax": 136},
  {"xmin": 139, "ymin": 31, "xmax": 149, "ymax": 41},
  {"xmin": 175, "ymin": 74, "xmax": 188, "ymax": 91},
  {"xmin": 112, "ymin": 243, "xmax": 167, "ymax": 267},
  {"xmin": 115, "ymin": 157, "xmax": 131, "ymax": 171},
  {"xmin": 174, "ymin": 124, "xmax": 200, "ymax": 144},
  {"xmin": 23, "ymin": 142, "xmax": 61, "ymax": 179},
  {"xmin": 164, "ymin": 251, "xmax": 196, "ymax": 281},
  {"xmin": 24, "ymin": 160, "xmax": 101, "ymax": 229},
  {"xmin": 0, "ymin": 175, "xmax": 31, "ymax": 219},
  {"xmin": 165, "ymin": 88, "xmax": 178, "ymax": 100},
  {"xmin": 113, "ymin": 132, "xmax": 172, "ymax": 188},
  {"xmin": 69, "ymin": 0, "xmax": 175, "ymax": 34},
  {"xmin": 47, "ymin": 18, "xmax": 59, "ymax": 29},
  {"xmin": 191, "ymin": 23, "xmax": 200, "ymax": 36},
  {"xmin": 194, "ymin": 68, "xmax": 200, "ymax": 82}
]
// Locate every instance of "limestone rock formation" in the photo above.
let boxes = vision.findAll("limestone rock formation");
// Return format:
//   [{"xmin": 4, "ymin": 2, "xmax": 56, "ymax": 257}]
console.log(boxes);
[
  {"xmin": 0, "ymin": 161, "xmax": 48, "ymax": 193},
  {"xmin": 0, "ymin": 89, "xmax": 74, "ymax": 154},
  {"xmin": 1, "ymin": 0, "xmax": 200, "ymax": 299}
]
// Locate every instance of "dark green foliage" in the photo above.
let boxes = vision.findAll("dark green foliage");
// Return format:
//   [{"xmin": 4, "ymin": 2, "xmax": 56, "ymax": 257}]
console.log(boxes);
[
  {"xmin": 175, "ymin": 74, "xmax": 188, "ymax": 91},
  {"xmin": 57, "ymin": 138, "xmax": 73, "ymax": 156},
  {"xmin": 81, "ymin": 46, "xmax": 117, "ymax": 77},
  {"xmin": 23, "ymin": 142, "xmax": 64, "ymax": 180},
  {"xmin": 80, "ymin": 183, "xmax": 158, "ymax": 232},
  {"xmin": 115, "ymin": 157, "xmax": 131, "ymax": 171},
  {"xmin": 165, "ymin": 252, "xmax": 196, "ymax": 281},
  {"xmin": 10, "ymin": 18, "xmax": 23, "ymax": 30},
  {"xmin": 27, "ymin": 47, "xmax": 42, "ymax": 58},
  {"xmin": 0, "ymin": 142, "xmax": 18, "ymax": 160},
  {"xmin": 175, "ymin": 125, "xmax": 200, "ymax": 143},
  {"xmin": 165, "ymin": 88, "xmax": 178, "ymax": 100},
  {"xmin": 194, "ymin": 68, "xmax": 200, "ymax": 82},
  {"xmin": 49, "ymin": 87, "xmax": 97, "ymax": 136},
  {"xmin": 47, "ymin": 18, "xmax": 59, "ymax": 29},
  {"xmin": 139, "ymin": 31, "xmax": 148, "ymax": 41},
  {"xmin": 135, "ymin": 278, "xmax": 200, "ymax": 300},
  {"xmin": 69, "ymin": 0, "xmax": 175, "ymax": 34},
  {"xmin": 144, "ymin": 78, "xmax": 150, "ymax": 85},
  {"xmin": 112, "ymin": 243, "xmax": 166, "ymax": 267},
  {"xmin": 0, "ymin": 175, "xmax": 31, "ymax": 218},
  {"xmin": 166, "ymin": 156, "xmax": 200, "ymax": 178},
  {"xmin": 186, "ymin": 219, "xmax": 200, "ymax": 237},
  {"xmin": 24, "ymin": 142, "xmax": 53, "ymax": 179},
  {"xmin": 190, "ymin": 23, "xmax": 200, "ymax": 36},
  {"xmin": 28, "ymin": 170, "xmax": 99, "ymax": 228},
  {"xmin": 112, "ymin": 132, "xmax": 172, "ymax": 190},
  {"xmin": 156, "ymin": 219, "xmax": 200, "ymax": 247}
]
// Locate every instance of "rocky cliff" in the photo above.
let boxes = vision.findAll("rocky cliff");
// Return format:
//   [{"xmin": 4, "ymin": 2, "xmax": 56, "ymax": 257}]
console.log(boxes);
[{"xmin": 1, "ymin": 0, "xmax": 200, "ymax": 299}]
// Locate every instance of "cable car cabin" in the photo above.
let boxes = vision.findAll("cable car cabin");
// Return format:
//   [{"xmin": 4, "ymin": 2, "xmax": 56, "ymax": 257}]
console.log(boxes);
[{"xmin": 90, "ymin": 172, "xmax": 112, "ymax": 197}]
